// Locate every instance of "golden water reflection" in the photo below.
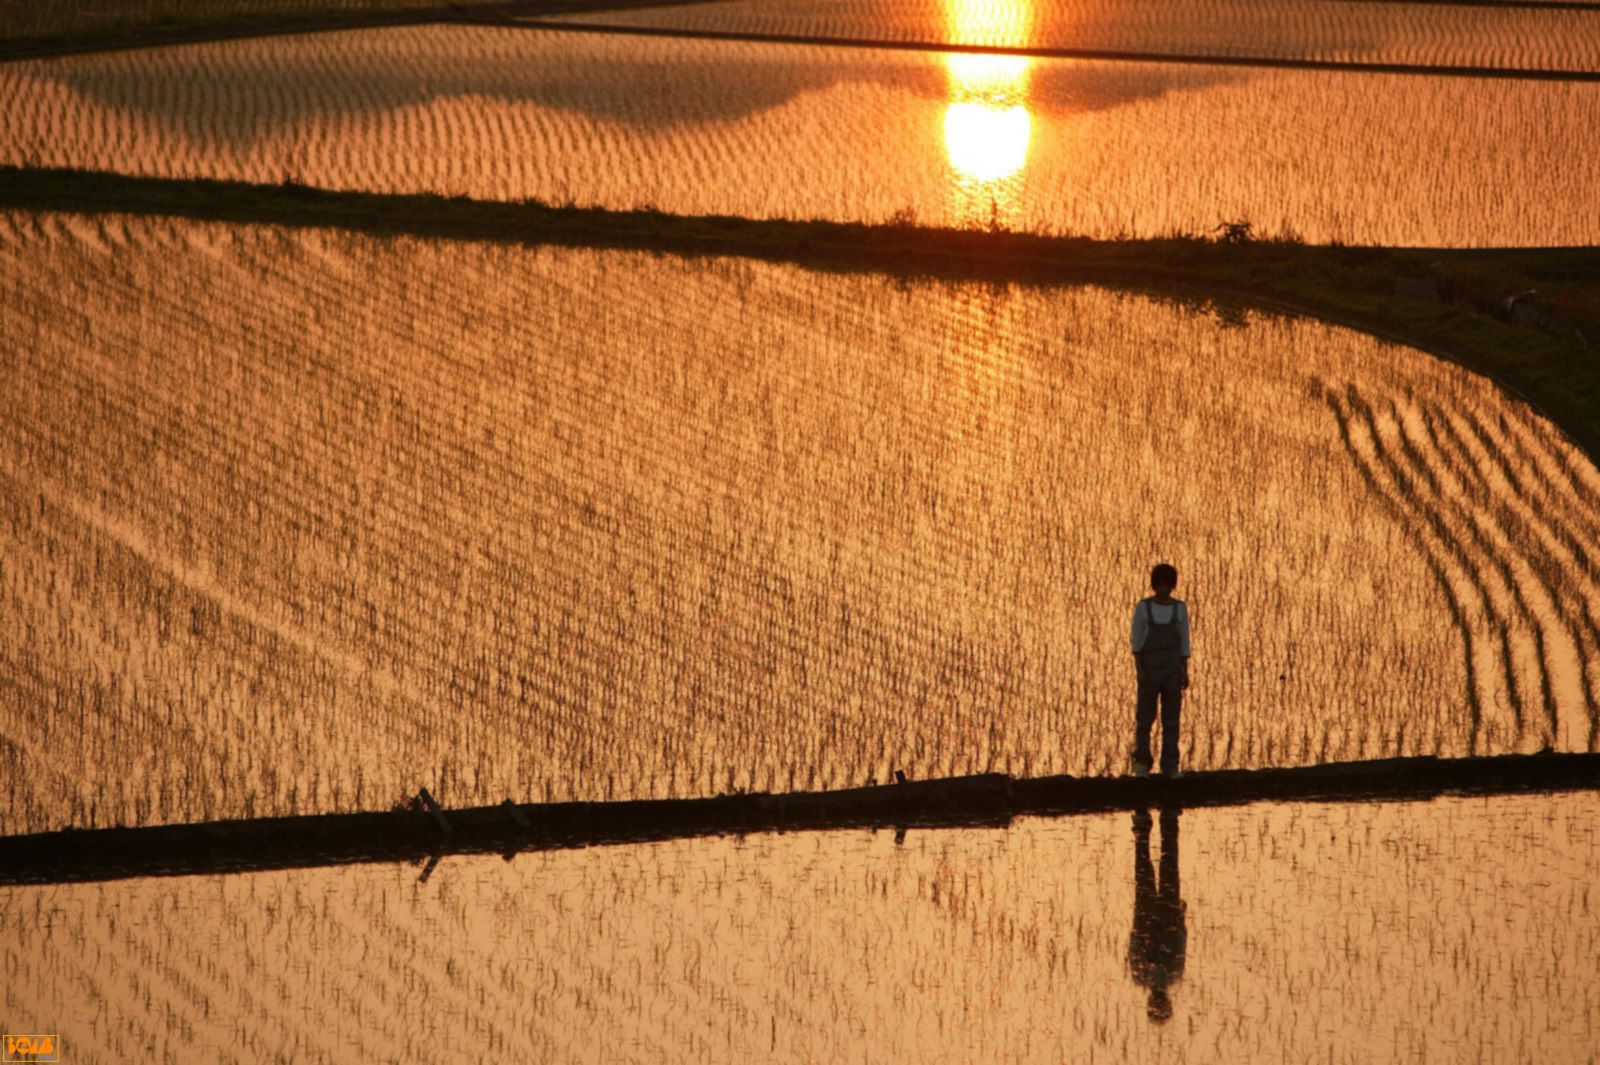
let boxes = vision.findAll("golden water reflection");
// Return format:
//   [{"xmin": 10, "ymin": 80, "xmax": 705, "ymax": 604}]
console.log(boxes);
[
  {"xmin": 2, "ymin": 795, "xmax": 1595, "ymax": 1061},
  {"xmin": 943, "ymin": 1, "xmax": 1035, "ymax": 227},
  {"xmin": 6, "ymin": 27, "xmax": 1600, "ymax": 244}
]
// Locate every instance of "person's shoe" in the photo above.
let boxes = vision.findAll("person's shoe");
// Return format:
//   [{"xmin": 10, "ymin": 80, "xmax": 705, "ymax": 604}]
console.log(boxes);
[
  {"xmin": 1162, "ymin": 767, "xmax": 1183, "ymax": 780},
  {"xmin": 1131, "ymin": 758, "xmax": 1151, "ymax": 778}
]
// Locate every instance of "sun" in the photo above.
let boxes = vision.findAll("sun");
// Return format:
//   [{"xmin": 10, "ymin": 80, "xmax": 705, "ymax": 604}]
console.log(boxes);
[
  {"xmin": 941, "ymin": 3, "xmax": 1035, "ymax": 186},
  {"xmin": 943, "ymin": 100, "xmax": 1033, "ymax": 182}
]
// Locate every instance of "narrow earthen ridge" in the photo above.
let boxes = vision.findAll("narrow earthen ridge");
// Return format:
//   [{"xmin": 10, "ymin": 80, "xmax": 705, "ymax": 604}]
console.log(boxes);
[{"xmin": 1, "ymin": 753, "xmax": 1596, "ymax": 887}]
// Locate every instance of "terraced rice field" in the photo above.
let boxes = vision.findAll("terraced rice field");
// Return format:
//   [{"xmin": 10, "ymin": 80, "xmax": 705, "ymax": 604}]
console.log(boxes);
[
  {"xmin": 0, "ymin": 0, "xmax": 467, "ymax": 41},
  {"xmin": 2, "ymin": 211, "xmax": 1597, "ymax": 837},
  {"xmin": 2, "ymin": 25, "xmax": 1599, "ymax": 244},
  {"xmin": 2, "ymin": 793, "xmax": 1597, "ymax": 1062},
  {"xmin": 536, "ymin": 0, "xmax": 1600, "ymax": 72}
]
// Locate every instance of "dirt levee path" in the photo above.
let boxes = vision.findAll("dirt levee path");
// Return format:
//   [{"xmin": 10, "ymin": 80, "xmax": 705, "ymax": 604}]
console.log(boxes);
[{"xmin": 2, "ymin": 752, "xmax": 1597, "ymax": 887}]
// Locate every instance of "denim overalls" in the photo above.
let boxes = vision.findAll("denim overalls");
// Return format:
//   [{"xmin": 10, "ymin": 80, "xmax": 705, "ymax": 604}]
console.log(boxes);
[{"xmin": 1135, "ymin": 599, "xmax": 1184, "ymax": 774}]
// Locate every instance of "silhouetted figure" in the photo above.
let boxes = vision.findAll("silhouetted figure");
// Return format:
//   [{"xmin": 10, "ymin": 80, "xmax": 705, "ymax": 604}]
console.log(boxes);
[
  {"xmin": 1130, "ymin": 562, "xmax": 1191, "ymax": 778},
  {"xmin": 1128, "ymin": 807, "xmax": 1187, "ymax": 1024}
]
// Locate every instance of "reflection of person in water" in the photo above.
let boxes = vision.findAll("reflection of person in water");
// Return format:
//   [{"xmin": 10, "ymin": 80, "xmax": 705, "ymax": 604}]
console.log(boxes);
[{"xmin": 1128, "ymin": 806, "xmax": 1187, "ymax": 1023}]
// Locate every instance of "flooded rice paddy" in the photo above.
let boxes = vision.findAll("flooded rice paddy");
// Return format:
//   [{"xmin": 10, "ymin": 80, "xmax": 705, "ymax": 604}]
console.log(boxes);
[
  {"xmin": 536, "ymin": 0, "xmax": 1600, "ymax": 73},
  {"xmin": 2, "ymin": 792, "xmax": 1596, "ymax": 1062},
  {"xmin": 3, "ymin": 23, "xmax": 1600, "ymax": 244},
  {"xmin": 2, "ymin": 213, "xmax": 1598, "ymax": 837},
  {"xmin": 4, "ymin": 4, "xmax": 1600, "ymax": 1058}
]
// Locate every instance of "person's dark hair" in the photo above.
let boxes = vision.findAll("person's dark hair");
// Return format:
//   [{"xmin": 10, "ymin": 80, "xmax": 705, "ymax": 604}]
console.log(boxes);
[{"xmin": 1150, "ymin": 563, "xmax": 1178, "ymax": 591}]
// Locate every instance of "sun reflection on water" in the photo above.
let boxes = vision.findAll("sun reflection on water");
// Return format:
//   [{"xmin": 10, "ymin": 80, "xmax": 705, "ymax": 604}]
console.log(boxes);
[{"xmin": 943, "ymin": 1, "xmax": 1035, "ymax": 226}]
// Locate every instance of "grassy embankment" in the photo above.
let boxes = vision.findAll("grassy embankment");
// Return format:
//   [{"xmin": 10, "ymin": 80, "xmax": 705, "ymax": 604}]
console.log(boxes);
[
  {"xmin": 2, "ymin": 164, "xmax": 1596, "ymax": 457},
  {"xmin": 5, "ymin": 753, "xmax": 1600, "ymax": 886}
]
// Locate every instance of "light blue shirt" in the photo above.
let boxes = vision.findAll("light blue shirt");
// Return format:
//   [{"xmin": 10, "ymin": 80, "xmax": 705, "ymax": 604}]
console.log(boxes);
[{"xmin": 1131, "ymin": 598, "xmax": 1191, "ymax": 656}]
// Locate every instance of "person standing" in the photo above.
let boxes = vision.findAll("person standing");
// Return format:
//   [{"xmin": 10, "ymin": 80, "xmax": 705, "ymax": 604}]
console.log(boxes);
[{"xmin": 1130, "ymin": 563, "xmax": 1190, "ymax": 778}]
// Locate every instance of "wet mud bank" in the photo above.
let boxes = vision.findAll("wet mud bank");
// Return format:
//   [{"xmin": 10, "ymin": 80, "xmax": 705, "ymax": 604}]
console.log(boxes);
[{"xmin": 2, "ymin": 752, "xmax": 1597, "ymax": 887}]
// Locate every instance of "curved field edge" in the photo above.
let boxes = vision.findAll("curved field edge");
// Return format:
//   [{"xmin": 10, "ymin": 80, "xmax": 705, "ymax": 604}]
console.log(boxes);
[{"xmin": 1, "ymin": 164, "xmax": 1595, "ymax": 460}]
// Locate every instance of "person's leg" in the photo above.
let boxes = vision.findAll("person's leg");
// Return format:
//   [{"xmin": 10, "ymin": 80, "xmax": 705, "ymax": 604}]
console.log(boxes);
[
  {"xmin": 1134, "ymin": 809, "xmax": 1155, "ymax": 897},
  {"xmin": 1156, "ymin": 807, "xmax": 1187, "ymax": 981},
  {"xmin": 1158, "ymin": 807, "xmax": 1180, "ymax": 899},
  {"xmin": 1158, "ymin": 673, "xmax": 1183, "ymax": 774},
  {"xmin": 1134, "ymin": 672, "xmax": 1158, "ymax": 768},
  {"xmin": 1128, "ymin": 808, "xmax": 1157, "ymax": 983}
]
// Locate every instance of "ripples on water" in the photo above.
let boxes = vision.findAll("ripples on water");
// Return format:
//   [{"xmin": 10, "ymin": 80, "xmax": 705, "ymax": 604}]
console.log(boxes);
[
  {"xmin": 3, "ymin": 214, "xmax": 1597, "ymax": 835},
  {"xmin": 2, "ymin": 23, "xmax": 1599, "ymax": 244},
  {"xmin": 3, "ymin": 6, "xmax": 1598, "ymax": 1058},
  {"xmin": 536, "ymin": 0, "xmax": 1600, "ymax": 72},
  {"xmin": 2, "ymin": 793, "xmax": 1596, "ymax": 1061}
]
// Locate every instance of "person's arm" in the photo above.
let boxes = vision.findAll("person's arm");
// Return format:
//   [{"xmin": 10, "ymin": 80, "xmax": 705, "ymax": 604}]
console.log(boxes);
[
  {"xmin": 1131, "ymin": 601, "xmax": 1147, "ymax": 673},
  {"xmin": 1179, "ymin": 602, "xmax": 1192, "ymax": 687}
]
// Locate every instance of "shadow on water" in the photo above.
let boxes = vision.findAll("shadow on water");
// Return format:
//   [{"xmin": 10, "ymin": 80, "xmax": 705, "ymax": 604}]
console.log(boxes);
[
  {"xmin": 18, "ymin": 37, "xmax": 1237, "ymax": 145},
  {"xmin": 1129, "ymin": 805, "xmax": 1186, "ymax": 1024}
]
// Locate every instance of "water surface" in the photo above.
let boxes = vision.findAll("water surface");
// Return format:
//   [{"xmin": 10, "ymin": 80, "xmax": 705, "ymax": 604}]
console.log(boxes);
[
  {"xmin": 4, "ymin": 213, "xmax": 1597, "ymax": 834},
  {"xmin": 535, "ymin": 0, "xmax": 1600, "ymax": 73},
  {"xmin": 3, "ymin": 793, "xmax": 1597, "ymax": 1062},
  {"xmin": 2, "ymin": 25, "xmax": 1598, "ymax": 243}
]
